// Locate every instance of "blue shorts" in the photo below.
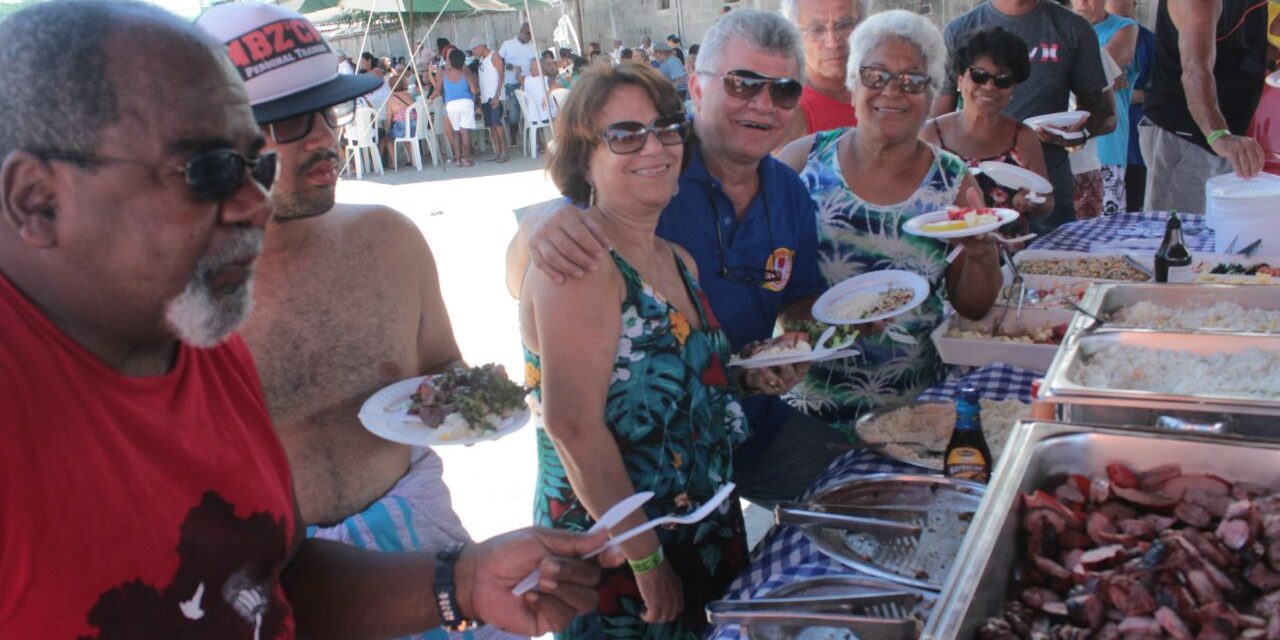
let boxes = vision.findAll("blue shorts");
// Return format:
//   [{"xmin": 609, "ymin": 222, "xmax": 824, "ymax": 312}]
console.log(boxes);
[
  {"xmin": 480, "ymin": 101, "xmax": 503, "ymax": 127},
  {"xmin": 388, "ymin": 120, "xmax": 417, "ymax": 139}
]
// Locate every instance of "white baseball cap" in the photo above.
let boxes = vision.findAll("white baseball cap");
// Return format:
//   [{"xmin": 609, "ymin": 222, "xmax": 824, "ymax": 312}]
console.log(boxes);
[{"xmin": 197, "ymin": 2, "xmax": 381, "ymax": 124}]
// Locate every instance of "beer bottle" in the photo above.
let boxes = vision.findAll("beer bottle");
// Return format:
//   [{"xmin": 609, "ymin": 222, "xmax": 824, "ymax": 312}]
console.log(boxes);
[
  {"xmin": 944, "ymin": 386, "xmax": 993, "ymax": 483},
  {"xmin": 1154, "ymin": 212, "xmax": 1192, "ymax": 283}
]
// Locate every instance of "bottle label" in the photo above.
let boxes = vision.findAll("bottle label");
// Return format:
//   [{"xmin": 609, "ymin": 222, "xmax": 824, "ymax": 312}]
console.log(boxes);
[
  {"xmin": 946, "ymin": 447, "xmax": 990, "ymax": 482},
  {"xmin": 1166, "ymin": 265, "xmax": 1193, "ymax": 283}
]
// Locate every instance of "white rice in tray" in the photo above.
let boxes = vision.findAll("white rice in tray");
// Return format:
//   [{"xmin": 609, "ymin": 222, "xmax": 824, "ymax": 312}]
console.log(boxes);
[
  {"xmin": 1109, "ymin": 301, "xmax": 1280, "ymax": 333},
  {"xmin": 1076, "ymin": 345, "xmax": 1280, "ymax": 398}
]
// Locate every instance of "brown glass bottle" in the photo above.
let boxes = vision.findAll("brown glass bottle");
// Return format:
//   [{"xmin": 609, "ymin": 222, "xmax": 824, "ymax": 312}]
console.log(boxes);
[
  {"xmin": 1154, "ymin": 212, "xmax": 1192, "ymax": 283},
  {"xmin": 944, "ymin": 386, "xmax": 993, "ymax": 483}
]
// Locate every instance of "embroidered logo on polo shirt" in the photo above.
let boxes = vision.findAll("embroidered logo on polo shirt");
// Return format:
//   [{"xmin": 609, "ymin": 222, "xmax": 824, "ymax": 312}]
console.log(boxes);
[{"xmin": 764, "ymin": 248, "xmax": 795, "ymax": 292}]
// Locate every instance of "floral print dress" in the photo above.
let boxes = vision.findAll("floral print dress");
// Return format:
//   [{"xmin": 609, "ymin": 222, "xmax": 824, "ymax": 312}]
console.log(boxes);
[
  {"xmin": 787, "ymin": 128, "xmax": 966, "ymax": 431},
  {"xmin": 525, "ymin": 249, "xmax": 748, "ymax": 639}
]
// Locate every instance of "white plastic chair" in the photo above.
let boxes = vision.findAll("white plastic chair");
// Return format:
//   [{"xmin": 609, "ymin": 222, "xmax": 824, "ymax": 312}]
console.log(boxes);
[
  {"xmin": 550, "ymin": 87, "xmax": 570, "ymax": 112},
  {"xmin": 392, "ymin": 102, "xmax": 440, "ymax": 170},
  {"xmin": 515, "ymin": 89, "xmax": 553, "ymax": 159},
  {"xmin": 428, "ymin": 97, "xmax": 454, "ymax": 161},
  {"xmin": 345, "ymin": 107, "xmax": 383, "ymax": 178}
]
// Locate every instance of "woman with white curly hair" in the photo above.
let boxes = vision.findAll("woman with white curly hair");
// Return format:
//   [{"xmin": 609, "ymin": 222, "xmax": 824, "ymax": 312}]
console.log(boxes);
[{"xmin": 777, "ymin": 9, "xmax": 1002, "ymax": 429}]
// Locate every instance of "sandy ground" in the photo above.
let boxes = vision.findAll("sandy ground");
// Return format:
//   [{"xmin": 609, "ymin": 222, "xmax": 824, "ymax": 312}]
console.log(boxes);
[{"xmin": 334, "ymin": 147, "xmax": 773, "ymax": 549}]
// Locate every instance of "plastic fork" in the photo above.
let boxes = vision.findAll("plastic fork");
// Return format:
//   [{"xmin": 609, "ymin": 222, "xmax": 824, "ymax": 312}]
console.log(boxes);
[
  {"xmin": 511, "ymin": 491, "xmax": 654, "ymax": 596},
  {"xmin": 582, "ymin": 483, "xmax": 736, "ymax": 560}
]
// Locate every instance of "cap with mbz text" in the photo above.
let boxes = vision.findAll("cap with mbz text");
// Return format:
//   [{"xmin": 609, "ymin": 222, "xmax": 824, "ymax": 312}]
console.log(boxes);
[{"xmin": 197, "ymin": 2, "xmax": 380, "ymax": 125}]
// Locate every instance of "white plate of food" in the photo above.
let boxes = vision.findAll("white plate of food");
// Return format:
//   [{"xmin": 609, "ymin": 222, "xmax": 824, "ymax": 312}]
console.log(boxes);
[
  {"xmin": 730, "ymin": 326, "xmax": 860, "ymax": 369},
  {"xmin": 1023, "ymin": 110, "xmax": 1090, "ymax": 140},
  {"xmin": 902, "ymin": 206, "xmax": 1020, "ymax": 240},
  {"xmin": 358, "ymin": 364, "xmax": 531, "ymax": 447},
  {"xmin": 976, "ymin": 161, "xmax": 1052, "ymax": 195},
  {"xmin": 811, "ymin": 270, "xmax": 930, "ymax": 325}
]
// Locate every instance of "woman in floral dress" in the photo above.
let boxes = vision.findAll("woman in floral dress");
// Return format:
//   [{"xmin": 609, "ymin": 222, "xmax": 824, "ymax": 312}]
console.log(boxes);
[
  {"xmin": 519, "ymin": 62, "xmax": 747, "ymax": 639},
  {"xmin": 776, "ymin": 11, "xmax": 1003, "ymax": 429}
]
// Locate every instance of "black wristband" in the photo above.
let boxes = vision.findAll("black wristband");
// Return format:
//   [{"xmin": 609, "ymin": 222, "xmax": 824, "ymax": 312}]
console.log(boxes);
[{"xmin": 434, "ymin": 542, "xmax": 475, "ymax": 631}]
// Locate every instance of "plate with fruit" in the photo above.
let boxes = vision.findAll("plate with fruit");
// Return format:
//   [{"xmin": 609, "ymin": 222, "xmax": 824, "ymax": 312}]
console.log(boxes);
[
  {"xmin": 358, "ymin": 364, "xmax": 531, "ymax": 447},
  {"xmin": 902, "ymin": 206, "xmax": 1019, "ymax": 240}
]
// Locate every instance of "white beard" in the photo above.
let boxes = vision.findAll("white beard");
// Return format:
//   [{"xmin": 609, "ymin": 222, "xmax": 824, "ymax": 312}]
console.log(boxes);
[{"xmin": 164, "ymin": 229, "xmax": 263, "ymax": 348}]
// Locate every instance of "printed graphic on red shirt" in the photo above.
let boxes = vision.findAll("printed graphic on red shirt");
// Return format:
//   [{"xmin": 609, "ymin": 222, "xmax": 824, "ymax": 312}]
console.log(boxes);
[{"xmin": 82, "ymin": 491, "xmax": 292, "ymax": 639}]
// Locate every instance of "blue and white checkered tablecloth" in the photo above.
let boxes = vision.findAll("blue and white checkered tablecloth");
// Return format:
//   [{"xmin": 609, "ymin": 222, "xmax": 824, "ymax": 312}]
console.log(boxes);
[
  {"xmin": 1029, "ymin": 211, "xmax": 1214, "ymax": 253},
  {"xmin": 707, "ymin": 363, "xmax": 1039, "ymax": 639}
]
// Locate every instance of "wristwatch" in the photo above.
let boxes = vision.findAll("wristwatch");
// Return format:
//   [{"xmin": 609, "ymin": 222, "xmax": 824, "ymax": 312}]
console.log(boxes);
[{"xmin": 434, "ymin": 542, "xmax": 477, "ymax": 631}]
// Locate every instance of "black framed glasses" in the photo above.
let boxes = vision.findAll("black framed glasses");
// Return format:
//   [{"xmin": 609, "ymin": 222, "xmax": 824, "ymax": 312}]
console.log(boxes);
[
  {"xmin": 265, "ymin": 102, "xmax": 356, "ymax": 144},
  {"xmin": 33, "ymin": 148, "xmax": 277, "ymax": 202},
  {"xmin": 857, "ymin": 66, "xmax": 932, "ymax": 94},
  {"xmin": 710, "ymin": 193, "xmax": 782, "ymax": 286},
  {"xmin": 698, "ymin": 69, "xmax": 804, "ymax": 110},
  {"xmin": 600, "ymin": 115, "xmax": 689, "ymax": 154},
  {"xmin": 966, "ymin": 67, "xmax": 1016, "ymax": 89},
  {"xmin": 799, "ymin": 18, "xmax": 859, "ymax": 41}
]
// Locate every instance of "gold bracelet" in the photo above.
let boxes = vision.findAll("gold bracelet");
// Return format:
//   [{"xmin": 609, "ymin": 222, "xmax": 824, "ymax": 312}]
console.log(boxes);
[{"xmin": 627, "ymin": 546, "xmax": 665, "ymax": 574}]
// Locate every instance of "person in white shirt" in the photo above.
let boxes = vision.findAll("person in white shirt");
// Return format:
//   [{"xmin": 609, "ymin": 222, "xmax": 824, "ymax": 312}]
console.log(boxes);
[
  {"xmin": 610, "ymin": 39, "xmax": 623, "ymax": 64},
  {"xmin": 522, "ymin": 55, "xmax": 555, "ymax": 127},
  {"xmin": 471, "ymin": 36, "xmax": 509, "ymax": 162},
  {"xmin": 499, "ymin": 22, "xmax": 537, "ymax": 137},
  {"xmin": 337, "ymin": 51, "xmax": 355, "ymax": 75}
]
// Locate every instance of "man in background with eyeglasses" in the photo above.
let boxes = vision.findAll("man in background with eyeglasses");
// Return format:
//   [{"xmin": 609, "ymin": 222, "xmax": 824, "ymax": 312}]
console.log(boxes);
[
  {"xmin": 506, "ymin": 10, "xmax": 847, "ymax": 506},
  {"xmin": 932, "ymin": 0, "xmax": 1115, "ymax": 232},
  {"xmin": 1, "ymin": 1, "xmax": 618, "ymax": 637},
  {"xmin": 776, "ymin": 0, "xmax": 866, "ymax": 149},
  {"xmin": 197, "ymin": 7, "xmax": 525, "ymax": 640}
]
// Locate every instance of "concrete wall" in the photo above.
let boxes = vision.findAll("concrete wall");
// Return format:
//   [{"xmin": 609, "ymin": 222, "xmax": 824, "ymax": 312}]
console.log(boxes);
[{"xmin": 325, "ymin": 0, "xmax": 1158, "ymax": 64}]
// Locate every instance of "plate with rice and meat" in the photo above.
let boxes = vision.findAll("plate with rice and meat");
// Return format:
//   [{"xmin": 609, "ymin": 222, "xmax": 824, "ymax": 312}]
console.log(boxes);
[{"xmin": 812, "ymin": 270, "xmax": 931, "ymax": 325}]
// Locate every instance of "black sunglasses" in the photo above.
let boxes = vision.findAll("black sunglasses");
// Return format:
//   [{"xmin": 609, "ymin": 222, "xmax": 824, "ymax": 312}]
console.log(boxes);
[
  {"xmin": 600, "ymin": 115, "xmax": 689, "ymax": 154},
  {"xmin": 699, "ymin": 69, "xmax": 804, "ymax": 110},
  {"xmin": 967, "ymin": 67, "xmax": 1016, "ymax": 89},
  {"xmin": 857, "ymin": 66, "xmax": 932, "ymax": 94},
  {"xmin": 710, "ymin": 193, "xmax": 782, "ymax": 286},
  {"xmin": 266, "ymin": 102, "xmax": 356, "ymax": 144},
  {"xmin": 34, "ymin": 148, "xmax": 277, "ymax": 202}
]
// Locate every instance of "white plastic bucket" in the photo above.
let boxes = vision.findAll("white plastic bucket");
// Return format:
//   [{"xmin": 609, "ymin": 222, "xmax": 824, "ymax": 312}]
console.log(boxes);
[{"xmin": 1204, "ymin": 173, "xmax": 1280, "ymax": 251}]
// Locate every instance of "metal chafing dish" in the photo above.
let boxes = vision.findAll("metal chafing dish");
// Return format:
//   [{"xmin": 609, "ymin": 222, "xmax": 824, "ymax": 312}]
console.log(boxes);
[
  {"xmin": 921, "ymin": 420, "xmax": 1280, "ymax": 639},
  {"xmin": 1041, "ymin": 328, "xmax": 1280, "ymax": 437},
  {"xmin": 1067, "ymin": 282, "xmax": 1280, "ymax": 336},
  {"xmin": 800, "ymin": 475, "xmax": 985, "ymax": 591}
]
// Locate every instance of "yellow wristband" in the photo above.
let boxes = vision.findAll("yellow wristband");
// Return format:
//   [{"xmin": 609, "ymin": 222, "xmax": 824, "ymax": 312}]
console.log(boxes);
[
  {"xmin": 627, "ymin": 547, "xmax": 665, "ymax": 574},
  {"xmin": 1206, "ymin": 129, "xmax": 1231, "ymax": 145}
]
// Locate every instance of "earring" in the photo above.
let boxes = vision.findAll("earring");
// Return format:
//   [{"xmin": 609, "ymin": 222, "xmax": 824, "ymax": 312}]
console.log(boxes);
[
  {"xmin": 672, "ymin": 184, "xmax": 680, "ymax": 197},
  {"xmin": 588, "ymin": 183, "xmax": 596, "ymax": 209}
]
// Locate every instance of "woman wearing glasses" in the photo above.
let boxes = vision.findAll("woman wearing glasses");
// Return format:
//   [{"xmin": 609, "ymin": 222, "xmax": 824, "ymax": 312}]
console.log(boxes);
[
  {"xmin": 776, "ymin": 10, "xmax": 1002, "ymax": 429},
  {"xmin": 520, "ymin": 62, "xmax": 747, "ymax": 639},
  {"xmin": 920, "ymin": 27, "xmax": 1054, "ymax": 221}
]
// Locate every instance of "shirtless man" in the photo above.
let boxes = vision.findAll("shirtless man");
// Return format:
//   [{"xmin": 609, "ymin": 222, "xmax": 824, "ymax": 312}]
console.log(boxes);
[{"xmin": 199, "ymin": 7, "xmax": 504, "ymax": 638}]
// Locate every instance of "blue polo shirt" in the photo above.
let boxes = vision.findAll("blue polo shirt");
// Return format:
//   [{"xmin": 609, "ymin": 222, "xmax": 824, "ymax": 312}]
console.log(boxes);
[{"xmin": 655, "ymin": 141, "xmax": 826, "ymax": 468}]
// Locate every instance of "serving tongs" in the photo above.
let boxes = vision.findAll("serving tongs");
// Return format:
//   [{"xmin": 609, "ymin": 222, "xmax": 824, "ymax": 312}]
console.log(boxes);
[
  {"xmin": 992, "ymin": 246, "xmax": 1024, "ymax": 336},
  {"xmin": 774, "ymin": 502, "xmax": 925, "ymax": 537}
]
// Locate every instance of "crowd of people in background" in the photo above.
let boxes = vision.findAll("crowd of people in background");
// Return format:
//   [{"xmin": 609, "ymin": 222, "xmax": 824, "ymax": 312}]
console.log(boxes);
[{"xmin": 3, "ymin": 0, "xmax": 1272, "ymax": 638}]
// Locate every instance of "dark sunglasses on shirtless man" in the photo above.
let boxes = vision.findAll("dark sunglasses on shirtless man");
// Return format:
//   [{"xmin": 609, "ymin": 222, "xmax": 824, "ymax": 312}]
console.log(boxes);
[
  {"xmin": 697, "ymin": 69, "xmax": 803, "ymax": 110},
  {"xmin": 265, "ymin": 101, "xmax": 357, "ymax": 145},
  {"xmin": 31, "ymin": 147, "xmax": 277, "ymax": 202}
]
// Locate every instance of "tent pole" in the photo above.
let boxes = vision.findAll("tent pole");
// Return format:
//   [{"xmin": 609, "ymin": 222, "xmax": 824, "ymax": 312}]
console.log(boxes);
[{"xmin": 408, "ymin": 0, "xmax": 414, "ymax": 56}]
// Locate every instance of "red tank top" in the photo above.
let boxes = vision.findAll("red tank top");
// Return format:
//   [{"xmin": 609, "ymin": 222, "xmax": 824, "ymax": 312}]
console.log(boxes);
[
  {"xmin": 799, "ymin": 84, "xmax": 857, "ymax": 134},
  {"xmin": 0, "ymin": 272, "xmax": 297, "ymax": 638}
]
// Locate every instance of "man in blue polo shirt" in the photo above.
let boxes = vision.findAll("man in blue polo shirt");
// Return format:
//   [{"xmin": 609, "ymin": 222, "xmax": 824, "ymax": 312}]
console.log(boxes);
[{"xmin": 506, "ymin": 9, "xmax": 843, "ymax": 505}]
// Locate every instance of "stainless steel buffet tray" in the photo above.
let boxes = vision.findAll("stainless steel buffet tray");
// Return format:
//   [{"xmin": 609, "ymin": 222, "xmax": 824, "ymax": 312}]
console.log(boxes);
[
  {"xmin": 1070, "ymin": 282, "xmax": 1280, "ymax": 336},
  {"xmin": 1041, "ymin": 330, "xmax": 1280, "ymax": 435},
  {"xmin": 800, "ymin": 475, "xmax": 985, "ymax": 591},
  {"xmin": 921, "ymin": 421, "xmax": 1280, "ymax": 639},
  {"xmin": 729, "ymin": 576, "xmax": 936, "ymax": 640}
]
